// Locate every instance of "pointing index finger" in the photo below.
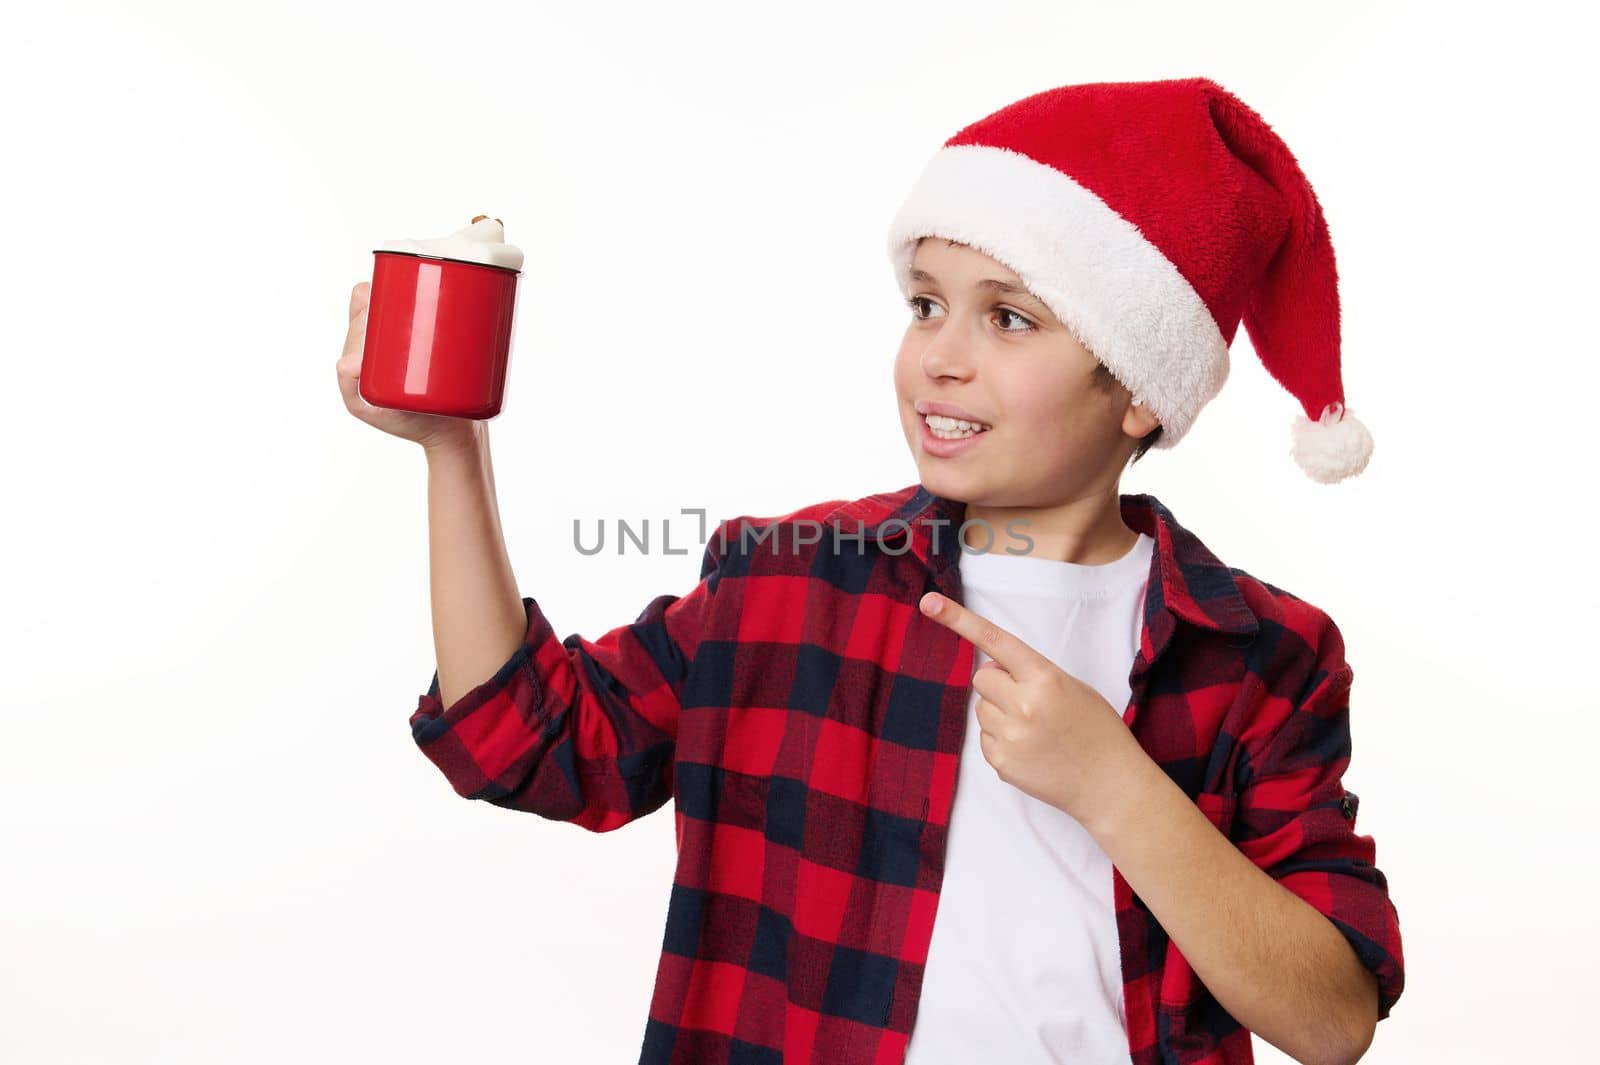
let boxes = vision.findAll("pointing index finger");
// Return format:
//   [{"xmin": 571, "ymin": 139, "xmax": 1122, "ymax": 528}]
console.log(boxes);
[{"xmin": 919, "ymin": 591, "xmax": 1043, "ymax": 676}]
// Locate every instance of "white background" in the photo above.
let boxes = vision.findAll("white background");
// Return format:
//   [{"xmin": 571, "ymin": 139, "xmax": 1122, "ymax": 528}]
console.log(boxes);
[{"xmin": 2, "ymin": 1, "xmax": 1591, "ymax": 1061}]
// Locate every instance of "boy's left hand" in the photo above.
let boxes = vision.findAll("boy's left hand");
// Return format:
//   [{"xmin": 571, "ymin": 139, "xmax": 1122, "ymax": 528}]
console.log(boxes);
[{"xmin": 919, "ymin": 590, "xmax": 1149, "ymax": 827}]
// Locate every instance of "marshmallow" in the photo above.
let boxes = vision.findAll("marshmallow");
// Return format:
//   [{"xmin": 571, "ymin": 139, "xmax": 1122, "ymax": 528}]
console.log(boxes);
[{"xmin": 379, "ymin": 216, "xmax": 524, "ymax": 271}]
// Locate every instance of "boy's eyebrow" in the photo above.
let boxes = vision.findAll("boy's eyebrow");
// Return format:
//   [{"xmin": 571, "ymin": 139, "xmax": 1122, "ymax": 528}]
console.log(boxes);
[{"xmin": 907, "ymin": 267, "xmax": 1049, "ymax": 309}]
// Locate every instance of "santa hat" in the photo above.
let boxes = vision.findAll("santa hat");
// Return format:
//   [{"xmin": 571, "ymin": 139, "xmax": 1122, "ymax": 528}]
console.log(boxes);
[{"xmin": 885, "ymin": 76, "xmax": 1373, "ymax": 483}]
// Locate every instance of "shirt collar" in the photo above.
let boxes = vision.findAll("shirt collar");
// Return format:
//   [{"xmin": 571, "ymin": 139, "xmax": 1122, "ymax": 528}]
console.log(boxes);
[{"xmin": 828, "ymin": 483, "xmax": 1258, "ymax": 638}]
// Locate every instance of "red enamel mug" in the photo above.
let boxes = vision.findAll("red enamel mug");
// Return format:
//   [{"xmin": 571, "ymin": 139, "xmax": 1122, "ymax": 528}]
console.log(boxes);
[{"xmin": 359, "ymin": 225, "xmax": 522, "ymax": 419}]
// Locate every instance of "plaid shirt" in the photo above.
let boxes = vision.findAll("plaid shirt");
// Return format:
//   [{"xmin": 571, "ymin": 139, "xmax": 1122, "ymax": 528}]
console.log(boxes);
[{"xmin": 410, "ymin": 482, "xmax": 1405, "ymax": 1064}]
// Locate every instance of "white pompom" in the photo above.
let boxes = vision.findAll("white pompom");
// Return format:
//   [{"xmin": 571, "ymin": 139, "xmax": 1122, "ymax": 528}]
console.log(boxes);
[{"xmin": 1290, "ymin": 402, "xmax": 1373, "ymax": 483}]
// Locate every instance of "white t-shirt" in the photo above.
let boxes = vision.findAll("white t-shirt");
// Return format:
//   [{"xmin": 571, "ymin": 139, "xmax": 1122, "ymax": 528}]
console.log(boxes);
[{"xmin": 903, "ymin": 531, "xmax": 1154, "ymax": 1065}]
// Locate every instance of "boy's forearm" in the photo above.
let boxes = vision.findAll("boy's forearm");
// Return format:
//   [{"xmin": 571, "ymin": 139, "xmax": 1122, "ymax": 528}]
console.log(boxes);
[
  {"xmin": 1082, "ymin": 755, "xmax": 1377, "ymax": 1065},
  {"xmin": 424, "ymin": 427, "xmax": 528, "ymax": 710}
]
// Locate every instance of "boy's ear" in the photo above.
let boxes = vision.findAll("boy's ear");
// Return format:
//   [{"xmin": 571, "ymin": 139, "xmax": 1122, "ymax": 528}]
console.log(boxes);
[{"xmin": 1122, "ymin": 400, "xmax": 1161, "ymax": 440}]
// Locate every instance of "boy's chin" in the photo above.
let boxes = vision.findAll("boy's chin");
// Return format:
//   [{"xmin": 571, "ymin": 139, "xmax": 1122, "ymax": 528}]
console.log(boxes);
[{"xmin": 913, "ymin": 462, "xmax": 986, "ymax": 502}]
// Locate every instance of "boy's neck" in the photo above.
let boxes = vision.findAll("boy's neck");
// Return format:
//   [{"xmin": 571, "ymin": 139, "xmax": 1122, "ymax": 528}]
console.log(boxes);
[{"xmin": 960, "ymin": 489, "xmax": 1139, "ymax": 565}]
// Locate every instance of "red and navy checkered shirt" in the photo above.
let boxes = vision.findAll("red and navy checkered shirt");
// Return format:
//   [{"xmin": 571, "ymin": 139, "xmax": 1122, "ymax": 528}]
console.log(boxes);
[{"xmin": 410, "ymin": 482, "xmax": 1405, "ymax": 1064}]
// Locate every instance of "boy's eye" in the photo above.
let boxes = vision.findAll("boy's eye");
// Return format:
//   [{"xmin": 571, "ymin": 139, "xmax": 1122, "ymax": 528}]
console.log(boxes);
[
  {"xmin": 994, "ymin": 308, "xmax": 1033, "ymax": 332},
  {"xmin": 904, "ymin": 295, "xmax": 1036, "ymax": 334}
]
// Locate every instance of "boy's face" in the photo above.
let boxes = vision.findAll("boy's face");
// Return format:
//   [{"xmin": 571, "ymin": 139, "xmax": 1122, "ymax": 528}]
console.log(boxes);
[{"xmin": 892, "ymin": 237, "xmax": 1154, "ymax": 509}]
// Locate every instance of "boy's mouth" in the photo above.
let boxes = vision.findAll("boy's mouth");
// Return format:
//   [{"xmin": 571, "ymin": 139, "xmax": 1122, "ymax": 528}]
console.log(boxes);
[{"xmin": 921, "ymin": 412, "xmax": 992, "ymax": 440}]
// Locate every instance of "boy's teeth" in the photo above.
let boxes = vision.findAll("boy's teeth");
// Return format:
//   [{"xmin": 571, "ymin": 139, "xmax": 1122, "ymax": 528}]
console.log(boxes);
[{"xmin": 924, "ymin": 413, "xmax": 991, "ymax": 432}]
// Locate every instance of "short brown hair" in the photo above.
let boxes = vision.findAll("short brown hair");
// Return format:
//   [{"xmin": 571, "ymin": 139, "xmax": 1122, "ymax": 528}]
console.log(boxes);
[{"xmin": 1091, "ymin": 362, "xmax": 1163, "ymax": 464}]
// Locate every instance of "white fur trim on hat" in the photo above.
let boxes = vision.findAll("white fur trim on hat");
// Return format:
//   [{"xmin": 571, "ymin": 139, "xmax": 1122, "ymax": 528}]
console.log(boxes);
[
  {"xmin": 886, "ymin": 143, "xmax": 1230, "ymax": 448},
  {"xmin": 1290, "ymin": 401, "xmax": 1373, "ymax": 484}
]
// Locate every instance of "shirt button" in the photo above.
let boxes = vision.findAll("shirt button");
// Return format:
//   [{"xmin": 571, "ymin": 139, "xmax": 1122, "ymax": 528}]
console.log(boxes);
[{"xmin": 1340, "ymin": 793, "xmax": 1358, "ymax": 821}]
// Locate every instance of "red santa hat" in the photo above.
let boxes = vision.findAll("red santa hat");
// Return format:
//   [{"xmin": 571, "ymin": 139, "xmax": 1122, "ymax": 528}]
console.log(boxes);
[{"xmin": 886, "ymin": 76, "xmax": 1373, "ymax": 483}]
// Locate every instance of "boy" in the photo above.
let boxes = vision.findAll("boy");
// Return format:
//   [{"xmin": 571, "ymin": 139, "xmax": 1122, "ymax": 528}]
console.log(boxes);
[{"xmin": 339, "ymin": 76, "xmax": 1403, "ymax": 1065}]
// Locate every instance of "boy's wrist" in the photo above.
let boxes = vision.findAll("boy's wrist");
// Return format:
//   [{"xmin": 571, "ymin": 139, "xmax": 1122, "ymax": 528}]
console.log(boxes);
[{"xmin": 421, "ymin": 425, "xmax": 485, "ymax": 464}]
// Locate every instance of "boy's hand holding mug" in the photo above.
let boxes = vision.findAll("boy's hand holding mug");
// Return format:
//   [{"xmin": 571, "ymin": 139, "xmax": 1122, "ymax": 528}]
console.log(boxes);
[{"xmin": 336, "ymin": 214, "xmax": 524, "ymax": 451}]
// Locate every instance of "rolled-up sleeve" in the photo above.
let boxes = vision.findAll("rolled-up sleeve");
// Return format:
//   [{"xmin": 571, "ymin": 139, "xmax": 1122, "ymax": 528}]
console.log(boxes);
[
  {"xmin": 407, "ymin": 519, "xmax": 734, "ymax": 833},
  {"xmin": 1233, "ymin": 611, "xmax": 1406, "ymax": 1020}
]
